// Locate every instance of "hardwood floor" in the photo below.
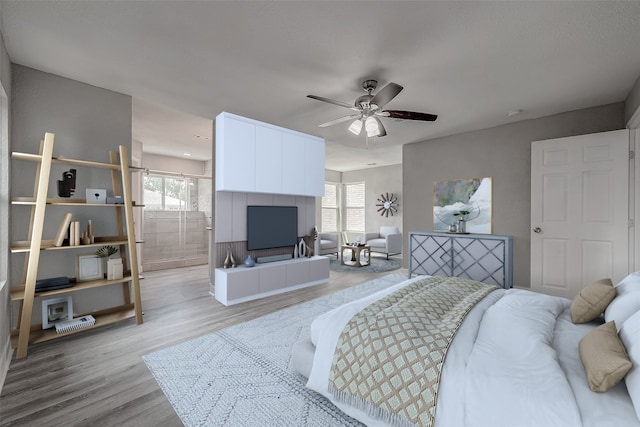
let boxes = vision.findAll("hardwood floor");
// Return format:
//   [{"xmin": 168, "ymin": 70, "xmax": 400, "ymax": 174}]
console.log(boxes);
[{"xmin": 0, "ymin": 261, "xmax": 404, "ymax": 426}]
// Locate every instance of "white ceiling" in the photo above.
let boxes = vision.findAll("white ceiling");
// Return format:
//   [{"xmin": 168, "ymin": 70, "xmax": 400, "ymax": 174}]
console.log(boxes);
[{"xmin": 2, "ymin": 1, "xmax": 640, "ymax": 171}]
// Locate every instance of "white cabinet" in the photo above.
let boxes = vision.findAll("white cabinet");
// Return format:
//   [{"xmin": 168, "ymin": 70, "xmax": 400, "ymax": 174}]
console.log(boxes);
[
  {"xmin": 216, "ymin": 115, "xmax": 256, "ymax": 192},
  {"xmin": 255, "ymin": 125, "xmax": 282, "ymax": 193},
  {"xmin": 408, "ymin": 232, "xmax": 513, "ymax": 289},
  {"xmin": 214, "ymin": 256, "xmax": 329, "ymax": 306},
  {"xmin": 216, "ymin": 112, "xmax": 324, "ymax": 197}
]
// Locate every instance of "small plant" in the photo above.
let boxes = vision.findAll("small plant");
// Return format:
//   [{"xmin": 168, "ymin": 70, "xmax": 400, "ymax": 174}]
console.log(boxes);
[{"xmin": 95, "ymin": 245, "xmax": 118, "ymax": 258}]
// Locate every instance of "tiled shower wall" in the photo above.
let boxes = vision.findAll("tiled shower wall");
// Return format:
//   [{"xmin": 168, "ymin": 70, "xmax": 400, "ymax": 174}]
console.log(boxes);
[{"xmin": 142, "ymin": 210, "xmax": 209, "ymax": 271}]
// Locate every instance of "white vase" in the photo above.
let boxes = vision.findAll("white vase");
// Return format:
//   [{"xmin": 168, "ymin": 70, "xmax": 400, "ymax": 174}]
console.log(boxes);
[
  {"xmin": 294, "ymin": 244, "xmax": 299, "ymax": 258},
  {"xmin": 298, "ymin": 239, "xmax": 306, "ymax": 257}
]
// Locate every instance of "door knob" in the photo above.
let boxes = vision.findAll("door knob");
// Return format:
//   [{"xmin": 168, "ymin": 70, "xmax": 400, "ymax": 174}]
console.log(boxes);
[{"xmin": 533, "ymin": 227, "xmax": 542, "ymax": 233}]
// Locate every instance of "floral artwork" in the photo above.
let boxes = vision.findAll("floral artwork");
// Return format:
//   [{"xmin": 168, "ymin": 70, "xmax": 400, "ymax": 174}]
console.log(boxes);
[{"xmin": 433, "ymin": 177, "xmax": 492, "ymax": 233}]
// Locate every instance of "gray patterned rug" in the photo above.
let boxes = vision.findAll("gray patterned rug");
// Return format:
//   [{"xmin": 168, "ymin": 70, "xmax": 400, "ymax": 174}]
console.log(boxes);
[
  {"xmin": 143, "ymin": 273, "xmax": 407, "ymax": 427},
  {"xmin": 328, "ymin": 254, "xmax": 401, "ymax": 273}
]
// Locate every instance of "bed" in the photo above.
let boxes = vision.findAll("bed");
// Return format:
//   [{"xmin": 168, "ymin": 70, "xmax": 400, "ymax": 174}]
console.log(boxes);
[{"xmin": 292, "ymin": 273, "xmax": 640, "ymax": 427}]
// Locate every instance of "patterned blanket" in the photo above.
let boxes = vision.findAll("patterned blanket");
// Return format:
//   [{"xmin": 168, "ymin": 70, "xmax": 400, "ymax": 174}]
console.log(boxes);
[{"xmin": 328, "ymin": 276, "xmax": 498, "ymax": 427}]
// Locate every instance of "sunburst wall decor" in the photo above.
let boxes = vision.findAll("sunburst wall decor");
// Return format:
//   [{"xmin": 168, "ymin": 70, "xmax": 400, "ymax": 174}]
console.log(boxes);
[{"xmin": 376, "ymin": 193, "xmax": 399, "ymax": 217}]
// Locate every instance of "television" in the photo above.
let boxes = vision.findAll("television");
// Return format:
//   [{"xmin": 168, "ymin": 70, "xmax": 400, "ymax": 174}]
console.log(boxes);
[{"xmin": 247, "ymin": 206, "xmax": 298, "ymax": 251}]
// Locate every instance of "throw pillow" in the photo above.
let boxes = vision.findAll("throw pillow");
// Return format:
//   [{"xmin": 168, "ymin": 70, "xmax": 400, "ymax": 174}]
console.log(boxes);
[
  {"xmin": 578, "ymin": 321, "xmax": 632, "ymax": 392},
  {"xmin": 571, "ymin": 278, "xmax": 616, "ymax": 323}
]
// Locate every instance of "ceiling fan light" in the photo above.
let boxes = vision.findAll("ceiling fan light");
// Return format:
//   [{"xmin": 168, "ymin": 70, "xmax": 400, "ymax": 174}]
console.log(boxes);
[
  {"xmin": 365, "ymin": 116, "xmax": 378, "ymax": 133},
  {"xmin": 348, "ymin": 119, "xmax": 363, "ymax": 135},
  {"xmin": 366, "ymin": 129, "xmax": 379, "ymax": 137}
]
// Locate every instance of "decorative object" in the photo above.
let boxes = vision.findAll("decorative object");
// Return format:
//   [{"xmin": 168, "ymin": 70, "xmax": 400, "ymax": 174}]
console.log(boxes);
[
  {"xmin": 433, "ymin": 177, "xmax": 492, "ymax": 234},
  {"xmin": 76, "ymin": 254, "xmax": 104, "ymax": 282},
  {"xmin": 81, "ymin": 232, "xmax": 91, "ymax": 245},
  {"xmin": 87, "ymin": 220, "xmax": 94, "ymax": 244},
  {"xmin": 376, "ymin": 193, "xmax": 399, "ymax": 217},
  {"xmin": 293, "ymin": 244, "xmax": 299, "ymax": 259},
  {"xmin": 298, "ymin": 238, "xmax": 306, "ymax": 258},
  {"xmin": 95, "ymin": 245, "xmax": 118, "ymax": 259},
  {"xmin": 53, "ymin": 213, "xmax": 73, "ymax": 247},
  {"xmin": 56, "ymin": 169, "xmax": 76, "ymax": 198},
  {"xmin": 85, "ymin": 188, "xmax": 107, "ymax": 204},
  {"xmin": 42, "ymin": 296, "xmax": 73, "ymax": 329},
  {"xmin": 107, "ymin": 258, "xmax": 124, "ymax": 280},
  {"xmin": 223, "ymin": 244, "xmax": 236, "ymax": 268},
  {"xmin": 244, "ymin": 255, "xmax": 255, "ymax": 268},
  {"xmin": 143, "ymin": 273, "xmax": 406, "ymax": 427}
]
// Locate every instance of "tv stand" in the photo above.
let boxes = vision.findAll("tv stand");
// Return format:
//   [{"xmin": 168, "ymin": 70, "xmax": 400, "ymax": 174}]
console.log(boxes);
[{"xmin": 214, "ymin": 256, "xmax": 329, "ymax": 306}]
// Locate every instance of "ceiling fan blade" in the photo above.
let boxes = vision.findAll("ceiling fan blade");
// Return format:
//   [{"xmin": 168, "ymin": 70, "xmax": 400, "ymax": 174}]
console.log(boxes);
[
  {"xmin": 319, "ymin": 114, "xmax": 361, "ymax": 128},
  {"xmin": 374, "ymin": 117, "xmax": 387, "ymax": 137},
  {"xmin": 307, "ymin": 95, "xmax": 359, "ymax": 111},
  {"xmin": 370, "ymin": 82, "xmax": 403, "ymax": 109},
  {"xmin": 381, "ymin": 110, "xmax": 438, "ymax": 121}
]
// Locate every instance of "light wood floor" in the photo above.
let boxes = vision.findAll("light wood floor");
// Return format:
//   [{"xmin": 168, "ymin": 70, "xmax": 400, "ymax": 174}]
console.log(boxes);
[{"xmin": 0, "ymin": 261, "xmax": 404, "ymax": 426}]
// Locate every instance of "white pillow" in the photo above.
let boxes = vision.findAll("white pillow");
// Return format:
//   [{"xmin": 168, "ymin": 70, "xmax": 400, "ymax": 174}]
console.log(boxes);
[
  {"xmin": 605, "ymin": 272, "xmax": 640, "ymax": 330},
  {"xmin": 620, "ymin": 310, "xmax": 640, "ymax": 420}
]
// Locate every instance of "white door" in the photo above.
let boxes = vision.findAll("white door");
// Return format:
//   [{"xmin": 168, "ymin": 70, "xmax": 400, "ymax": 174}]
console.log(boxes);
[{"xmin": 531, "ymin": 129, "xmax": 629, "ymax": 298}]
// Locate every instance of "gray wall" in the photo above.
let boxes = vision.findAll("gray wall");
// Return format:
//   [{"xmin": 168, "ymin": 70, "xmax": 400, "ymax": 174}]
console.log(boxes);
[
  {"xmin": 10, "ymin": 65, "xmax": 132, "ymax": 324},
  {"xmin": 0, "ymin": 2, "xmax": 13, "ymax": 394},
  {"xmin": 403, "ymin": 102, "xmax": 625, "ymax": 288},
  {"xmin": 342, "ymin": 164, "xmax": 403, "ymax": 241}
]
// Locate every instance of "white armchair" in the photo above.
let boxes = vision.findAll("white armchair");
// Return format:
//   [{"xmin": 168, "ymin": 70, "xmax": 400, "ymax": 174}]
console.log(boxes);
[
  {"xmin": 315, "ymin": 232, "xmax": 339, "ymax": 258},
  {"xmin": 363, "ymin": 226, "xmax": 402, "ymax": 259}
]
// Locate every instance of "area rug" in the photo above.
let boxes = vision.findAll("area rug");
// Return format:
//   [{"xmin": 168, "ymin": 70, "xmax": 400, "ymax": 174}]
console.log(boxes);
[
  {"xmin": 143, "ymin": 273, "xmax": 407, "ymax": 427},
  {"xmin": 328, "ymin": 254, "xmax": 401, "ymax": 273}
]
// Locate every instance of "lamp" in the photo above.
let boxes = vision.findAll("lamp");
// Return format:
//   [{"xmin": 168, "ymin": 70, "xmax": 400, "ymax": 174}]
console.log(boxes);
[
  {"xmin": 348, "ymin": 119, "xmax": 363, "ymax": 135},
  {"xmin": 365, "ymin": 116, "xmax": 379, "ymax": 135}
]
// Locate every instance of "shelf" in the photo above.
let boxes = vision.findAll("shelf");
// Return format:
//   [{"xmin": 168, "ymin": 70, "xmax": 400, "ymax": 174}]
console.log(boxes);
[
  {"xmin": 11, "ymin": 197, "xmax": 143, "ymax": 207},
  {"xmin": 11, "ymin": 275, "xmax": 134, "ymax": 301},
  {"xmin": 10, "ymin": 305, "xmax": 137, "ymax": 347},
  {"xmin": 11, "ymin": 237, "xmax": 129, "ymax": 253},
  {"xmin": 12, "ymin": 151, "xmax": 121, "ymax": 170}
]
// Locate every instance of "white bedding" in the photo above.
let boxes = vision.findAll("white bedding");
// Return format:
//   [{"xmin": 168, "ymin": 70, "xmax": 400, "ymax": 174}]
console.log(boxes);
[{"xmin": 306, "ymin": 276, "xmax": 640, "ymax": 427}]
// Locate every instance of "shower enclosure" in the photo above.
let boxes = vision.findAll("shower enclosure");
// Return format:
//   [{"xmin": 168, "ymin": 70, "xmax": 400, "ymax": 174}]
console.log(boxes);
[{"xmin": 142, "ymin": 173, "xmax": 211, "ymax": 271}]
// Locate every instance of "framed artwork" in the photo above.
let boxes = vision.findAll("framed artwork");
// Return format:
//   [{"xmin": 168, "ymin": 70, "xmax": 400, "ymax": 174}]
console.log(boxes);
[
  {"xmin": 76, "ymin": 254, "xmax": 104, "ymax": 282},
  {"xmin": 433, "ymin": 177, "xmax": 492, "ymax": 234},
  {"xmin": 42, "ymin": 296, "xmax": 73, "ymax": 329}
]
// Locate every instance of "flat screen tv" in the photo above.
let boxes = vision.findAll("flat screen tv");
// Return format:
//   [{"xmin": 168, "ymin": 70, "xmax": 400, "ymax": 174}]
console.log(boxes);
[{"xmin": 247, "ymin": 206, "xmax": 298, "ymax": 251}]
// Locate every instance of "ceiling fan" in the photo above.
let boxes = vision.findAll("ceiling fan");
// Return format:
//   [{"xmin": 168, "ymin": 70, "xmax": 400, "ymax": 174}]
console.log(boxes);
[{"xmin": 307, "ymin": 79, "xmax": 437, "ymax": 138}]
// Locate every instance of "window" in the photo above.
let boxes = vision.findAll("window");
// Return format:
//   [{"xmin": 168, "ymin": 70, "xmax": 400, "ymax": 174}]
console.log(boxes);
[
  {"xmin": 321, "ymin": 183, "xmax": 339, "ymax": 232},
  {"xmin": 344, "ymin": 182, "xmax": 365, "ymax": 233},
  {"xmin": 143, "ymin": 174, "xmax": 198, "ymax": 210}
]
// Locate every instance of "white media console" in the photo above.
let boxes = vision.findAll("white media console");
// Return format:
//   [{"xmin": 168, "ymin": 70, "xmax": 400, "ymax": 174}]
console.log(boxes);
[{"xmin": 214, "ymin": 256, "xmax": 330, "ymax": 306}]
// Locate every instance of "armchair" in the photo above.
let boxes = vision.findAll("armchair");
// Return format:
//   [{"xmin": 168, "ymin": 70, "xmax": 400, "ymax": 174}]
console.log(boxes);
[
  {"xmin": 315, "ymin": 232, "xmax": 339, "ymax": 258},
  {"xmin": 362, "ymin": 226, "xmax": 402, "ymax": 259}
]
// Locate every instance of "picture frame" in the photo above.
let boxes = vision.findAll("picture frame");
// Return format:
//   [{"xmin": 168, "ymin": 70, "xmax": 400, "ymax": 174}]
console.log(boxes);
[
  {"xmin": 433, "ymin": 177, "xmax": 493, "ymax": 234},
  {"xmin": 76, "ymin": 254, "xmax": 104, "ymax": 282},
  {"xmin": 42, "ymin": 296, "xmax": 73, "ymax": 329}
]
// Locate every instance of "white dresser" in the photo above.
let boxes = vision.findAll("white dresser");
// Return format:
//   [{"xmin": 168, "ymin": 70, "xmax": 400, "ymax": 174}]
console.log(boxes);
[{"xmin": 408, "ymin": 232, "xmax": 513, "ymax": 289}]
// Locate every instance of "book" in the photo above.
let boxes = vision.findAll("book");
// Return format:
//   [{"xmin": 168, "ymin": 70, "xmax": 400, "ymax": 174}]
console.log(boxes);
[
  {"xmin": 53, "ymin": 213, "xmax": 73, "ymax": 247},
  {"xmin": 54, "ymin": 315, "xmax": 96, "ymax": 334},
  {"xmin": 74, "ymin": 221, "xmax": 80, "ymax": 246}
]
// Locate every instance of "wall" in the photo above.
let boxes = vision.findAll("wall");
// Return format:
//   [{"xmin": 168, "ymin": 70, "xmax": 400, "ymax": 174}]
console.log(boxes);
[
  {"xmin": 10, "ymin": 65, "xmax": 132, "ymax": 325},
  {"xmin": 0, "ymin": 2, "xmax": 13, "ymax": 394},
  {"xmin": 403, "ymin": 102, "xmax": 625, "ymax": 288},
  {"xmin": 342, "ymin": 164, "xmax": 403, "ymax": 242},
  {"xmin": 142, "ymin": 152, "xmax": 205, "ymax": 176}
]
